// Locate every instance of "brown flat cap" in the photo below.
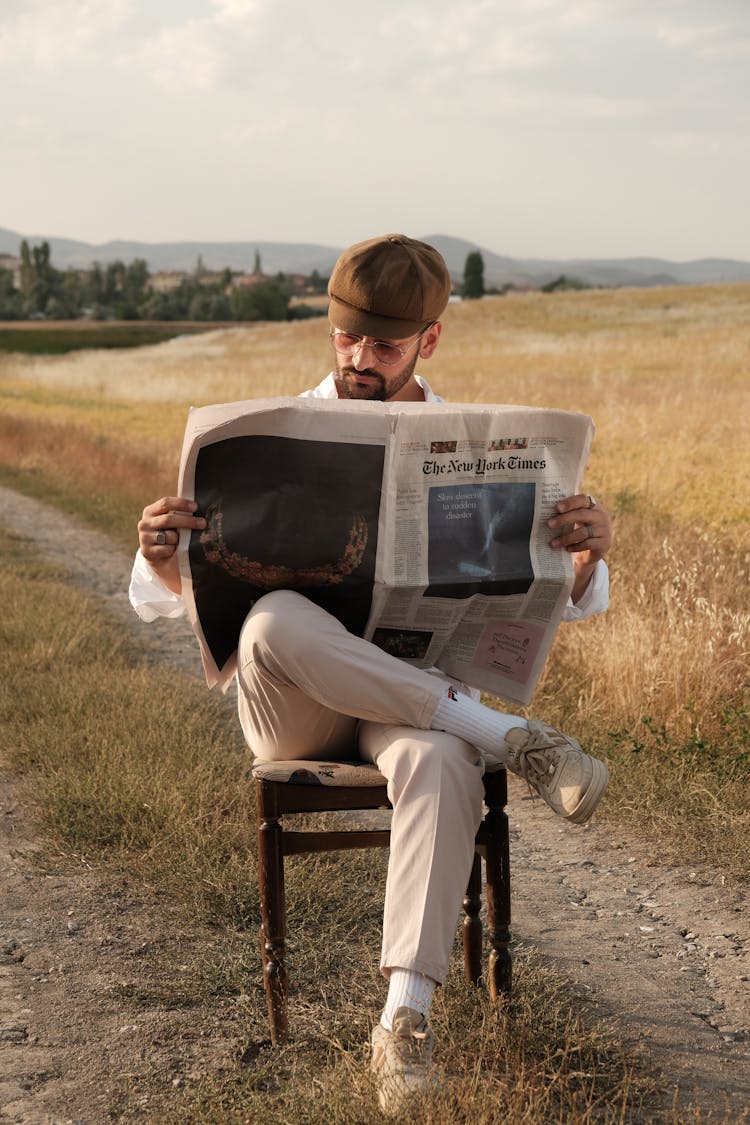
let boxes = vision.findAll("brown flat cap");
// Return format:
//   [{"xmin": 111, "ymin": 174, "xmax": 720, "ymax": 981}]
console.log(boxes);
[{"xmin": 328, "ymin": 234, "xmax": 452, "ymax": 339}]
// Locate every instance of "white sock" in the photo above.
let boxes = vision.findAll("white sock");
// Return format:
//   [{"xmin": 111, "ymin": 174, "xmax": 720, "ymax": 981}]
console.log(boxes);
[
  {"xmin": 381, "ymin": 968, "xmax": 437, "ymax": 1031},
  {"xmin": 430, "ymin": 687, "xmax": 528, "ymax": 766}
]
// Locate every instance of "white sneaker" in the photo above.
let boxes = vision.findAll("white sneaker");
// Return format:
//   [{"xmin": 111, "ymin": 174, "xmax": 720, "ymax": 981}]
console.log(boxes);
[
  {"xmin": 504, "ymin": 719, "xmax": 609, "ymax": 824},
  {"xmin": 371, "ymin": 1006, "xmax": 435, "ymax": 1115}
]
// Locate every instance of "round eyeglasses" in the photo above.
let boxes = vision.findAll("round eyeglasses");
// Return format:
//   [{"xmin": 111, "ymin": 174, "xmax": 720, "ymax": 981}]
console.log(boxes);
[{"xmin": 329, "ymin": 326, "xmax": 431, "ymax": 367}]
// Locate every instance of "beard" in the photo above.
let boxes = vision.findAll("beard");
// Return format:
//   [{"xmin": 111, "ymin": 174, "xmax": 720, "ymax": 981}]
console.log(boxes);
[{"xmin": 333, "ymin": 351, "xmax": 419, "ymax": 401}]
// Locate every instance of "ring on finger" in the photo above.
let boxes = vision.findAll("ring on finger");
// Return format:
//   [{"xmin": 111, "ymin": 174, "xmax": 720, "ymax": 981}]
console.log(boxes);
[
  {"xmin": 587, "ymin": 494, "xmax": 597, "ymax": 509},
  {"xmin": 585, "ymin": 524, "xmax": 596, "ymax": 538},
  {"xmin": 155, "ymin": 530, "xmax": 167, "ymax": 546}
]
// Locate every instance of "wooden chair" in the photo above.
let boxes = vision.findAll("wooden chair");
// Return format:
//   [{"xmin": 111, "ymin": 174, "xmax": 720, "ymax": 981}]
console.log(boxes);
[{"xmin": 252, "ymin": 757, "xmax": 512, "ymax": 1044}]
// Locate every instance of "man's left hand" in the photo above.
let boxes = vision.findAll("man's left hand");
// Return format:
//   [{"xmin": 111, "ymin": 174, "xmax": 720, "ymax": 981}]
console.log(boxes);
[{"xmin": 548, "ymin": 493, "xmax": 612, "ymax": 562}]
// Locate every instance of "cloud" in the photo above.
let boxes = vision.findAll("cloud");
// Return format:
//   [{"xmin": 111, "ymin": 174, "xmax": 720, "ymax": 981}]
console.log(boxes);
[
  {"xmin": 377, "ymin": 2, "xmax": 546, "ymax": 70},
  {"xmin": 0, "ymin": 0, "xmax": 134, "ymax": 67},
  {"xmin": 212, "ymin": 0, "xmax": 260, "ymax": 21},
  {"xmin": 126, "ymin": 2, "xmax": 269, "ymax": 92},
  {"xmin": 658, "ymin": 19, "xmax": 750, "ymax": 59},
  {"xmin": 134, "ymin": 19, "xmax": 223, "ymax": 91}
]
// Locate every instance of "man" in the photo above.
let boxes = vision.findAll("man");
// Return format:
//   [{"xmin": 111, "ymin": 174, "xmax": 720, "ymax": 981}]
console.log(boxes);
[{"xmin": 129, "ymin": 234, "xmax": 612, "ymax": 1114}]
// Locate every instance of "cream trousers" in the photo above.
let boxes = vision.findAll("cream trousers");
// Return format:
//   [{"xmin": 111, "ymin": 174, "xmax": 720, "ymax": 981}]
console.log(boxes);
[{"xmin": 237, "ymin": 590, "xmax": 485, "ymax": 984}]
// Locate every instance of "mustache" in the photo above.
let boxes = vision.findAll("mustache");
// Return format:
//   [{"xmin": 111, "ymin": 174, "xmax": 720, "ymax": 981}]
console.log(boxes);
[{"xmin": 340, "ymin": 365, "xmax": 384, "ymax": 383}]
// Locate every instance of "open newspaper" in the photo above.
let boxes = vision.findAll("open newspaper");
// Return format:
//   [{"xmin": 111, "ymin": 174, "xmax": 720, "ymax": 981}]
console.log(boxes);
[{"xmin": 177, "ymin": 397, "xmax": 594, "ymax": 705}]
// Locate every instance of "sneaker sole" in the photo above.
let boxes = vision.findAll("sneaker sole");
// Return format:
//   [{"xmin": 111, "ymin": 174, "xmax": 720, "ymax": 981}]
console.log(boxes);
[{"xmin": 565, "ymin": 758, "xmax": 610, "ymax": 824}]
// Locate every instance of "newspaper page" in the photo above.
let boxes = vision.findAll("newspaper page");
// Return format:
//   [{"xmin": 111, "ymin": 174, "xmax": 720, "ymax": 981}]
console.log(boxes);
[{"xmin": 177, "ymin": 397, "xmax": 593, "ymax": 705}]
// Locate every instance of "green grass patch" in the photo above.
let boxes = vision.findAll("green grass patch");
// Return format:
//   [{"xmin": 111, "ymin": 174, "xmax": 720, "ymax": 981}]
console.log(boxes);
[
  {"xmin": 600, "ymin": 705, "xmax": 750, "ymax": 877},
  {"xmin": 0, "ymin": 322, "xmax": 216, "ymax": 355}
]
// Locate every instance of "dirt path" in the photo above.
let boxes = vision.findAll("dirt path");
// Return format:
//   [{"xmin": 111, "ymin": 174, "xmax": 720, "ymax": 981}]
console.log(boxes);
[{"xmin": 2, "ymin": 485, "xmax": 749, "ymax": 1123}]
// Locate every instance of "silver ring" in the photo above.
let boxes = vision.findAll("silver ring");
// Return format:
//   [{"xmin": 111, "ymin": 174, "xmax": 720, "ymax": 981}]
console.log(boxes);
[
  {"xmin": 585, "ymin": 524, "xmax": 596, "ymax": 538},
  {"xmin": 587, "ymin": 494, "xmax": 597, "ymax": 509},
  {"xmin": 154, "ymin": 530, "xmax": 167, "ymax": 546}
]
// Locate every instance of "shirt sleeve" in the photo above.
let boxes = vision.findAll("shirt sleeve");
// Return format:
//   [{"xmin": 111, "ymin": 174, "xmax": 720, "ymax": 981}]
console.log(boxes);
[
  {"xmin": 128, "ymin": 550, "xmax": 186, "ymax": 622},
  {"xmin": 562, "ymin": 559, "xmax": 609, "ymax": 621}
]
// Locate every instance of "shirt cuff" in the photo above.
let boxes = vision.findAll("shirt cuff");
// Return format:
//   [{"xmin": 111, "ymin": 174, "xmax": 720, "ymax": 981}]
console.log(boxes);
[
  {"xmin": 128, "ymin": 550, "xmax": 186, "ymax": 622},
  {"xmin": 562, "ymin": 559, "xmax": 609, "ymax": 621}
]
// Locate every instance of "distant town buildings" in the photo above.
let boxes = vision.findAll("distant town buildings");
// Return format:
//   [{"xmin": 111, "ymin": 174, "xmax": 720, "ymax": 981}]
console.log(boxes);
[
  {"xmin": 0, "ymin": 244, "xmax": 331, "ymax": 321},
  {"xmin": 0, "ymin": 254, "xmax": 21, "ymax": 287}
]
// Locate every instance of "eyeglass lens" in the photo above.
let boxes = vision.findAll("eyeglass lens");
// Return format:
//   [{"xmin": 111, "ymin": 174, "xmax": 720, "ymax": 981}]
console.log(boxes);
[{"xmin": 332, "ymin": 333, "xmax": 405, "ymax": 365}]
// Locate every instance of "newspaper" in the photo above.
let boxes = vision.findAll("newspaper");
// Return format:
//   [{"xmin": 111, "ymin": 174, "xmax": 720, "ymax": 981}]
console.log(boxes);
[{"xmin": 177, "ymin": 397, "xmax": 594, "ymax": 705}]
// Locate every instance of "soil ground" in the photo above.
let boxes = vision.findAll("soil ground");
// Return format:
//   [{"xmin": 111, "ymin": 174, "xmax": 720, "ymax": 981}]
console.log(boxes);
[{"xmin": 2, "ymin": 484, "xmax": 749, "ymax": 1123}]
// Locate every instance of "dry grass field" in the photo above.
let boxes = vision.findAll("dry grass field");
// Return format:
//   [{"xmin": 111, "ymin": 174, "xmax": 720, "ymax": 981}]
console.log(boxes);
[
  {"xmin": 1, "ymin": 283, "xmax": 748, "ymax": 873},
  {"xmin": 2, "ymin": 284, "xmax": 747, "ymax": 537},
  {"xmin": 1, "ymin": 285, "xmax": 748, "ymax": 1121}
]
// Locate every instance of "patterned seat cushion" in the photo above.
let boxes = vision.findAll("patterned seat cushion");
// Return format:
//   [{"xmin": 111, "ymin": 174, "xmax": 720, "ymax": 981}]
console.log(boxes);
[{"xmin": 251, "ymin": 758, "xmax": 386, "ymax": 788}]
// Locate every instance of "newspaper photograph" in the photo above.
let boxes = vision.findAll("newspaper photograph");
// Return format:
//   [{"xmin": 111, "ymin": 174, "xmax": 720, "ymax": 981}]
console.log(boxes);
[{"xmin": 177, "ymin": 397, "xmax": 594, "ymax": 705}]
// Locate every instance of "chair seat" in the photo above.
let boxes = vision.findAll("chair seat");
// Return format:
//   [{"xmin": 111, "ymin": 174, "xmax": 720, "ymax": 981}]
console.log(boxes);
[
  {"xmin": 251, "ymin": 758, "xmax": 386, "ymax": 787},
  {"xmin": 251, "ymin": 758, "xmax": 505, "ymax": 788}
]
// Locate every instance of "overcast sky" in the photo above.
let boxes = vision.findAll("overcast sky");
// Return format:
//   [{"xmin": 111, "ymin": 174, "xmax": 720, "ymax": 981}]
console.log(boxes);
[{"xmin": 2, "ymin": 0, "xmax": 749, "ymax": 261}]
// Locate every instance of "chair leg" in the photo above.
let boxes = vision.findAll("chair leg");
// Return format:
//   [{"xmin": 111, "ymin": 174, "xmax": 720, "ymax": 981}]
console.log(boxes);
[
  {"xmin": 462, "ymin": 853, "xmax": 483, "ymax": 985},
  {"xmin": 484, "ymin": 773, "xmax": 512, "ymax": 999},
  {"xmin": 257, "ymin": 794, "xmax": 289, "ymax": 1044}
]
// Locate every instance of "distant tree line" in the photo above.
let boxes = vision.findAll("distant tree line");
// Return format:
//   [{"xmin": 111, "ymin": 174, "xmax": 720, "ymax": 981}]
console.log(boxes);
[
  {"xmin": 540, "ymin": 274, "xmax": 589, "ymax": 293},
  {"xmin": 0, "ymin": 240, "xmax": 328, "ymax": 322},
  {"xmin": 459, "ymin": 252, "xmax": 590, "ymax": 299},
  {"xmin": 0, "ymin": 241, "xmax": 590, "ymax": 323}
]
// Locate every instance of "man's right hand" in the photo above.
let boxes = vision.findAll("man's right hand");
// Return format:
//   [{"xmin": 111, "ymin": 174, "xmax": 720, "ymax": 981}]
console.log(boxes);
[{"xmin": 137, "ymin": 496, "xmax": 206, "ymax": 595}]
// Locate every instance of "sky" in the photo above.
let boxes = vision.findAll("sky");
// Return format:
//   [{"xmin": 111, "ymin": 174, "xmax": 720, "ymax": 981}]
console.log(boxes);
[{"xmin": 2, "ymin": 0, "xmax": 749, "ymax": 262}]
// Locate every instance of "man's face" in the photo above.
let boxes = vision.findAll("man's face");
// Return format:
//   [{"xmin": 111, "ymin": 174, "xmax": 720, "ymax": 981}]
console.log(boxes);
[{"xmin": 332, "ymin": 326, "xmax": 438, "ymax": 401}]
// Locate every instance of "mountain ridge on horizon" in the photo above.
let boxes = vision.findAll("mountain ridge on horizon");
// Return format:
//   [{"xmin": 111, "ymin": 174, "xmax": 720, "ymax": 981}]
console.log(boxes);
[{"xmin": 2, "ymin": 225, "xmax": 749, "ymax": 289}]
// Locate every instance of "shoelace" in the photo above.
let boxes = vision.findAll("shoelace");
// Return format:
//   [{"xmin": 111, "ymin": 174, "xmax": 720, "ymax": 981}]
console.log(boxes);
[{"xmin": 518, "ymin": 747, "xmax": 560, "ymax": 787}]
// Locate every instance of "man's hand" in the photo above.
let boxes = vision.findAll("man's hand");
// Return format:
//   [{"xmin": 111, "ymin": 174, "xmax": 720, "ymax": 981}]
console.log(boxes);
[
  {"xmin": 137, "ymin": 496, "xmax": 206, "ymax": 594},
  {"xmin": 547, "ymin": 493, "xmax": 613, "ymax": 603}
]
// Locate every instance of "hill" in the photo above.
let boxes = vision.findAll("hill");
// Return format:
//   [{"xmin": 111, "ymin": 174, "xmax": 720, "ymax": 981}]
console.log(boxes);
[{"xmin": 2, "ymin": 226, "xmax": 750, "ymax": 289}]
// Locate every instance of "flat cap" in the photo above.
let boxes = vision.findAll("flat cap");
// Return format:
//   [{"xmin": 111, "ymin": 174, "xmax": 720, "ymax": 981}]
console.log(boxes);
[{"xmin": 328, "ymin": 234, "xmax": 452, "ymax": 339}]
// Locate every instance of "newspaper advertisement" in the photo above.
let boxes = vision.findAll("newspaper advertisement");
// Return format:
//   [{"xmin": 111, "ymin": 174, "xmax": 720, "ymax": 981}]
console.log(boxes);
[{"xmin": 177, "ymin": 397, "xmax": 594, "ymax": 706}]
